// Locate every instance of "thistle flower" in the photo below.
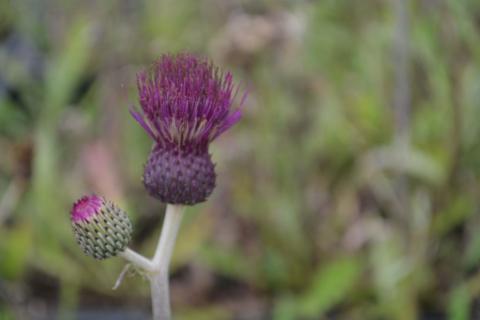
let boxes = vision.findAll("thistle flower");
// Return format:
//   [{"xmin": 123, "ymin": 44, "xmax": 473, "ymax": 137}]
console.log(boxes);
[
  {"xmin": 131, "ymin": 53, "xmax": 246, "ymax": 205},
  {"xmin": 71, "ymin": 195, "xmax": 132, "ymax": 260}
]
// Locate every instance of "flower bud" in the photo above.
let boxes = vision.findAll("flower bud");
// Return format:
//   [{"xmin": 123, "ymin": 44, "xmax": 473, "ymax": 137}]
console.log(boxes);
[{"xmin": 71, "ymin": 195, "xmax": 132, "ymax": 260}]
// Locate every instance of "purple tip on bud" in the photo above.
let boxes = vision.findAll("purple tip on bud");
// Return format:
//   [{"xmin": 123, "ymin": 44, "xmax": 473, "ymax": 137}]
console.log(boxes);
[{"xmin": 71, "ymin": 194, "xmax": 103, "ymax": 223}]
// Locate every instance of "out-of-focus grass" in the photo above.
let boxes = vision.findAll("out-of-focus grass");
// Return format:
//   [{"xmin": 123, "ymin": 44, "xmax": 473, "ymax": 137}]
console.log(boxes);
[{"xmin": 1, "ymin": 0, "xmax": 480, "ymax": 319}]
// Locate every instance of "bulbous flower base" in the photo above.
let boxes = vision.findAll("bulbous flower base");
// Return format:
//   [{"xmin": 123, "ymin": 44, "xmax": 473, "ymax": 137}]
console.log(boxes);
[{"xmin": 143, "ymin": 148, "xmax": 216, "ymax": 205}]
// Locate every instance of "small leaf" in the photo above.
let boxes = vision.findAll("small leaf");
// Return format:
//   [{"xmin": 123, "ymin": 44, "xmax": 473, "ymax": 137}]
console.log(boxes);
[
  {"xmin": 448, "ymin": 285, "xmax": 470, "ymax": 320},
  {"xmin": 273, "ymin": 295, "xmax": 298, "ymax": 320},
  {"xmin": 300, "ymin": 256, "xmax": 361, "ymax": 317},
  {"xmin": 0, "ymin": 224, "xmax": 32, "ymax": 279}
]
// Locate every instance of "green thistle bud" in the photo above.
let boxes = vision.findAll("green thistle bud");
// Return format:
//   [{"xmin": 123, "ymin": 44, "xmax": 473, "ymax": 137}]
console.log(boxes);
[{"xmin": 71, "ymin": 195, "xmax": 132, "ymax": 260}]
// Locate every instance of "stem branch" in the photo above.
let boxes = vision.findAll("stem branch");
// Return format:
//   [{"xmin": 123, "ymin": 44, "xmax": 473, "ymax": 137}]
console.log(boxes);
[
  {"xmin": 119, "ymin": 248, "xmax": 155, "ymax": 272},
  {"xmin": 117, "ymin": 204, "xmax": 184, "ymax": 320}
]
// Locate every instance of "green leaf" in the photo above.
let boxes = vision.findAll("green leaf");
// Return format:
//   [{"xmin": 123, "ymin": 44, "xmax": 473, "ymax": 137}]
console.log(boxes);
[
  {"xmin": 300, "ymin": 256, "xmax": 361, "ymax": 317},
  {"xmin": 273, "ymin": 295, "xmax": 298, "ymax": 320},
  {"xmin": 200, "ymin": 244, "xmax": 255, "ymax": 283},
  {"xmin": 433, "ymin": 196, "xmax": 474, "ymax": 236},
  {"xmin": 0, "ymin": 224, "xmax": 32, "ymax": 279},
  {"xmin": 0, "ymin": 306, "xmax": 15, "ymax": 320},
  {"xmin": 43, "ymin": 18, "xmax": 94, "ymax": 125},
  {"xmin": 448, "ymin": 285, "xmax": 470, "ymax": 320}
]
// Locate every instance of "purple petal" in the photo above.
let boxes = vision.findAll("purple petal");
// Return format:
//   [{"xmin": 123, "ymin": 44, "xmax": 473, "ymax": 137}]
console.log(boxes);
[
  {"xmin": 129, "ymin": 106, "xmax": 156, "ymax": 140},
  {"xmin": 212, "ymin": 109, "xmax": 242, "ymax": 140},
  {"xmin": 134, "ymin": 53, "xmax": 248, "ymax": 152}
]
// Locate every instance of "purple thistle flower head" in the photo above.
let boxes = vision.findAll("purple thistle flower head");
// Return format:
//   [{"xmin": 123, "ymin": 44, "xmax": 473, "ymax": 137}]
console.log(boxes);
[
  {"xmin": 132, "ymin": 53, "xmax": 243, "ymax": 153},
  {"xmin": 132, "ymin": 53, "xmax": 246, "ymax": 205}
]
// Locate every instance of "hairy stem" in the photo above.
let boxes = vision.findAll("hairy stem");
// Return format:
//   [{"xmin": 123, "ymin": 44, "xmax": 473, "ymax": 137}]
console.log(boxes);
[
  {"xmin": 150, "ymin": 271, "xmax": 170, "ymax": 320},
  {"xmin": 117, "ymin": 204, "xmax": 184, "ymax": 320},
  {"xmin": 150, "ymin": 204, "xmax": 185, "ymax": 320}
]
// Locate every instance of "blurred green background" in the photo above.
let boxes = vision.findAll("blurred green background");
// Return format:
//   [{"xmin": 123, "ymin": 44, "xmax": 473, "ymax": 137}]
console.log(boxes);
[{"xmin": 1, "ymin": 0, "xmax": 480, "ymax": 319}]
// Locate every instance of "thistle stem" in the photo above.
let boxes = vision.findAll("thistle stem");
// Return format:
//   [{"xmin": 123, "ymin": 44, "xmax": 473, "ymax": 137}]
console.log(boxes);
[
  {"xmin": 153, "ymin": 205, "xmax": 185, "ymax": 266},
  {"xmin": 150, "ymin": 204, "xmax": 185, "ymax": 320},
  {"xmin": 119, "ymin": 248, "xmax": 155, "ymax": 272},
  {"xmin": 117, "ymin": 204, "xmax": 184, "ymax": 320}
]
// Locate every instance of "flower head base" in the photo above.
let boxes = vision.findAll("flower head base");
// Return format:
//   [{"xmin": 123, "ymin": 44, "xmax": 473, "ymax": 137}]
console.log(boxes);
[
  {"xmin": 71, "ymin": 195, "xmax": 133, "ymax": 260},
  {"xmin": 132, "ymin": 53, "xmax": 246, "ymax": 205}
]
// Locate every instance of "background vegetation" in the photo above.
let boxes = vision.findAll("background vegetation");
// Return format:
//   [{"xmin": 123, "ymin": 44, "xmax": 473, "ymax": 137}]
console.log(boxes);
[{"xmin": 1, "ymin": 0, "xmax": 480, "ymax": 319}]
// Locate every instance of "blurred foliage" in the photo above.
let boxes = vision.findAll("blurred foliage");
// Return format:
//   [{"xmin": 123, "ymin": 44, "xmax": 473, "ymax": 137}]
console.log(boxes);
[{"xmin": 1, "ymin": 0, "xmax": 480, "ymax": 319}]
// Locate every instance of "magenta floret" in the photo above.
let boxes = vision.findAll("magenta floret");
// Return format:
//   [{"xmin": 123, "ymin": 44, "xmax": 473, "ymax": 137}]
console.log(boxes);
[
  {"xmin": 71, "ymin": 194, "xmax": 103, "ymax": 223},
  {"xmin": 131, "ymin": 53, "xmax": 244, "ymax": 153}
]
